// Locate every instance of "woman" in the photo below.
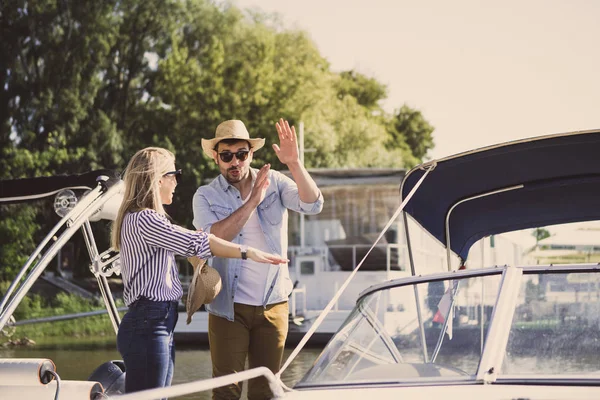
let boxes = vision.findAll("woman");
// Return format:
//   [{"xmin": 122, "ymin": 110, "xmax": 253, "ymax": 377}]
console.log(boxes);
[{"xmin": 112, "ymin": 147, "xmax": 286, "ymax": 395}]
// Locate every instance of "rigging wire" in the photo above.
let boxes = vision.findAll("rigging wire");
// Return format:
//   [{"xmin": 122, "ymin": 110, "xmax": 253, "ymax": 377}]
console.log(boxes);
[{"xmin": 276, "ymin": 162, "xmax": 436, "ymax": 382}]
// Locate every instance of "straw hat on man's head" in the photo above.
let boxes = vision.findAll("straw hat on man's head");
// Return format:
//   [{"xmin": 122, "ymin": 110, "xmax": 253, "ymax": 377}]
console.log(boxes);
[
  {"xmin": 186, "ymin": 256, "xmax": 222, "ymax": 324},
  {"xmin": 201, "ymin": 120, "xmax": 265, "ymax": 160}
]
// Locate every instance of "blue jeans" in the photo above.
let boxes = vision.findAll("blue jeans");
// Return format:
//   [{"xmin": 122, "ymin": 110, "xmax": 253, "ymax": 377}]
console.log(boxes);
[{"xmin": 117, "ymin": 298, "xmax": 179, "ymax": 397}]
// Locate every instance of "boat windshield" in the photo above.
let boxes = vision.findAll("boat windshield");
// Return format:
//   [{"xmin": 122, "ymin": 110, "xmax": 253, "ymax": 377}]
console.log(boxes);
[
  {"xmin": 502, "ymin": 270, "xmax": 600, "ymax": 377},
  {"xmin": 298, "ymin": 271, "xmax": 504, "ymax": 386},
  {"xmin": 298, "ymin": 267, "xmax": 600, "ymax": 388}
]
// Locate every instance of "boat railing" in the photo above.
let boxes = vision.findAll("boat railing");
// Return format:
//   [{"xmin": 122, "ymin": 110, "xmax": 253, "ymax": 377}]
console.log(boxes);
[
  {"xmin": 111, "ymin": 366, "xmax": 286, "ymax": 400},
  {"xmin": 289, "ymin": 285, "xmax": 307, "ymax": 318},
  {"xmin": 287, "ymin": 243, "xmax": 446, "ymax": 273}
]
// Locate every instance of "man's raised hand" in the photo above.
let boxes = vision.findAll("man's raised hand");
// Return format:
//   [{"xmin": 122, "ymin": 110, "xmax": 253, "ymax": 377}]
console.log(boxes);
[{"xmin": 273, "ymin": 118, "xmax": 299, "ymax": 166}]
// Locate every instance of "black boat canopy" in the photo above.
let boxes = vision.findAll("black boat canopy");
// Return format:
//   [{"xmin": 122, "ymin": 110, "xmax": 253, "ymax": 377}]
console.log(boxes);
[
  {"xmin": 0, "ymin": 170, "xmax": 119, "ymax": 204},
  {"xmin": 400, "ymin": 129, "xmax": 600, "ymax": 261}
]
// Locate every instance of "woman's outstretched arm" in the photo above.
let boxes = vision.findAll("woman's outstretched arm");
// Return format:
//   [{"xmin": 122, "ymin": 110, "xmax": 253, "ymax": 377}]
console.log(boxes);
[{"xmin": 207, "ymin": 234, "xmax": 288, "ymax": 265}]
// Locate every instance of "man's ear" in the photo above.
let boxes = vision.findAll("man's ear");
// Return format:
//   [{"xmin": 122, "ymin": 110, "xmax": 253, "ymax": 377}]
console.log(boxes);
[{"xmin": 212, "ymin": 149, "xmax": 218, "ymax": 164}]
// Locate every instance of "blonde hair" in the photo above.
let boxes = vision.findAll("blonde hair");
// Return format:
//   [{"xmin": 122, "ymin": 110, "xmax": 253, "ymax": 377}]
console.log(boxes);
[{"xmin": 111, "ymin": 147, "xmax": 175, "ymax": 250}]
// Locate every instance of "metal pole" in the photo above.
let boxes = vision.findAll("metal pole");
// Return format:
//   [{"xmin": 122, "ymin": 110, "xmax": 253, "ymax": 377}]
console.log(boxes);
[
  {"xmin": 444, "ymin": 184, "xmax": 523, "ymax": 271},
  {"xmin": 386, "ymin": 245, "xmax": 391, "ymax": 280},
  {"xmin": 403, "ymin": 211, "xmax": 429, "ymax": 362},
  {"xmin": 480, "ymin": 239, "xmax": 485, "ymax": 354},
  {"xmin": 81, "ymin": 221, "xmax": 121, "ymax": 333},
  {"xmin": 299, "ymin": 121, "xmax": 305, "ymax": 248}
]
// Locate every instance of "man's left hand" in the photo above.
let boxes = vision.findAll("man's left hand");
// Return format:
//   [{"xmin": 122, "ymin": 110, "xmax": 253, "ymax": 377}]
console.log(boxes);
[{"xmin": 273, "ymin": 118, "xmax": 299, "ymax": 165}]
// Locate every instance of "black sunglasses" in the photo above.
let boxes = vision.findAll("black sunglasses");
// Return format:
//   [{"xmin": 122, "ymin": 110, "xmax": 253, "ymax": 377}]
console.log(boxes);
[
  {"xmin": 218, "ymin": 150, "xmax": 250, "ymax": 163},
  {"xmin": 163, "ymin": 169, "xmax": 182, "ymax": 178}
]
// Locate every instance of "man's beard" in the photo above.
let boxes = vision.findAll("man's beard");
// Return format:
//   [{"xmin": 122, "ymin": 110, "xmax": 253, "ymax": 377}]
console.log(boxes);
[{"xmin": 225, "ymin": 166, "xmax": 245, "ymax": 183}]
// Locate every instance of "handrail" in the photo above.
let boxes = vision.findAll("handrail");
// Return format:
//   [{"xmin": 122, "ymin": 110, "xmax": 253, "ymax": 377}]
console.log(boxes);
[
  {"xmin": 11, "ymin": 307, "xmax": 128, "ymax": 326},
  {"xmin": 80, "ymin": 220, "xmax": 121, "ymax": 333},
  {"xmin": 444, "ymin": 184, "xmax": 523, "ymax": 270},
  {"xmin": 110, "ymin": 367, "xmax": 285, "ymax": 400}
]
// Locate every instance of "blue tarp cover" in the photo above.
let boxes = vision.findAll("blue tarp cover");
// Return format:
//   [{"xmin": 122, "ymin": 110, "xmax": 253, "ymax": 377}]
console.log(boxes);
[{"xmin": 400, "ymin": 129, "xmax": 600, "ymax": 260}]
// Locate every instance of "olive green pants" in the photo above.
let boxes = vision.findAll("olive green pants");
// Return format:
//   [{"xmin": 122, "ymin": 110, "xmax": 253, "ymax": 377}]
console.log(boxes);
[{"xmin": 208, "ymin": 301, "xmax": 289, "ymax": 400}]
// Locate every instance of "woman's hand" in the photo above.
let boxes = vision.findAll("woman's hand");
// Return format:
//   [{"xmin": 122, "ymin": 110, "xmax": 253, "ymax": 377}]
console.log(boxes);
[{"xmin": 248, "ymin": 247, "xmax": 288, "ymax": 265}]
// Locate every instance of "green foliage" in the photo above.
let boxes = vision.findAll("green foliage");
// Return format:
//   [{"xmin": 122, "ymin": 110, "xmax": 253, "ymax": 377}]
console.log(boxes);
[
  {"xmin": 0, "ymin": 204, "xmax": 38, "ymax": 280},
  {"xmin": 532, "ymin": 227, "xmax": 551, "ymax": 244},
  {"xmin": 0, "ymin": 132, "xmax": 88, "ymax": 279},
  {"xmin": 0, "ymin": 281, "xmax": 121, "ymax": 339},
  {"xmin": 513, "ymin": 319, "xmax": 559, "ymax": 329},
  {"xmin": 1, "ymin": 0, "xmax": 437, "ymax": 282},
  {"xmin": 388, "ymin": 104, "xmax": 435, "ymax": 166},
  {"xmin": 12, "ymin": 313, "xmax": 116, "ymax": 339},
  {"xmin": 335, "ymin": 70, "xmax": 388, "ymax": 110}
]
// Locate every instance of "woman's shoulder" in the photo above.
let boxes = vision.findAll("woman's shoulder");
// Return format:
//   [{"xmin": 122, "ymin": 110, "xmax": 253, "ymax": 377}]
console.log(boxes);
[{"xmin": 126, "ymin": 209, "xmax": 168, "ymax": 223}]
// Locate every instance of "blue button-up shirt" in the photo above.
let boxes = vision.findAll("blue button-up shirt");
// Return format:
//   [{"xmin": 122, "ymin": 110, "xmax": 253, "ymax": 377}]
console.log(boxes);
[{"xmin": 192, "ymin": 168, "xmax": 324, "ymax": 321}]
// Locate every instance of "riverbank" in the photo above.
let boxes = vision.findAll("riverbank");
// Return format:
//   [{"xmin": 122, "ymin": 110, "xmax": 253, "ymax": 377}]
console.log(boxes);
[
  {"xmin": 2, "ymin": 334, "xmax": 117, "ymax": 350},
  {"xmin": 1, "ymin": 280, "xmax": 122, "ymax": 343}
]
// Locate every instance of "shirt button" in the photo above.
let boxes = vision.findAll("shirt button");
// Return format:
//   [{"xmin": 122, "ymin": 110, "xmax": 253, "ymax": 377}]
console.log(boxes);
[{"xmin": 239, "ymin": 234, "xmax": 243, "ymax": 236}]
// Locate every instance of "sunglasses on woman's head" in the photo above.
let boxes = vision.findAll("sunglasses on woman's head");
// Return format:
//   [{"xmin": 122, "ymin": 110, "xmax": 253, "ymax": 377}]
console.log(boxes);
[{"xmin": 218, "ymin": 150, "xmax": 250, "ymax": 163}]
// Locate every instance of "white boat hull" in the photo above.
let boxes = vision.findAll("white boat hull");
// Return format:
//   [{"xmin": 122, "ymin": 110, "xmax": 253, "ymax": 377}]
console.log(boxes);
[{"xmin": 283, "ymin": 384, "xmax": 600, "ymax": 399}]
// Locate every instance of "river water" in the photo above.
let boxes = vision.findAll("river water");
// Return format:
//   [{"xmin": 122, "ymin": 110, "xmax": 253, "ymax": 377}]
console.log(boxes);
[
  {"xmin": 0, "ymin": 341, "xmax": 322, "ymax": 399},
  {"xmin": 2, "ymin": 338, "xmax": 599, "ymax": 399}
]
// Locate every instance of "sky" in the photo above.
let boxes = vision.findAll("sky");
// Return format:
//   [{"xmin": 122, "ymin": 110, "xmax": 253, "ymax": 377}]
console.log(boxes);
[
  {"xmin": 233, "ymin": 0, "xmax": 600, "ymax": 160},
  {"xmin": 231, "ymin": 0, "xmax": 600, "ymax": 243}
]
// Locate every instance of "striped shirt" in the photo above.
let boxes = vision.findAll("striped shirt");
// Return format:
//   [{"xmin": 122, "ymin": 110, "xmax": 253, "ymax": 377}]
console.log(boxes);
[{"xmin": 120, "ymin": 209, "xmax": 212, "ymax": 306}]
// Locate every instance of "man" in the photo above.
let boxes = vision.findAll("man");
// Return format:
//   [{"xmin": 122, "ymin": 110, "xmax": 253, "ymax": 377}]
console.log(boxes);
[{"xmin": 192, "ymin": 118, "xmax": 323, "ymax": 400}]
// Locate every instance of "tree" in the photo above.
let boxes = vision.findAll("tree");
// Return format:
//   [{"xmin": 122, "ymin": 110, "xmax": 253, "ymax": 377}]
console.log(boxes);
[
  {"xmin": 335, "ymin": 70, "xmax": 387, "ymax": 111},
  {"xmin": 389, "ymin": 104, "xmax": 435, "ymax": 164},
  {"xmin": 0, "ymin": 0, "xmax": 171, "ymax": 277},
  {"xmin": 1, "ymin": 0, "xmax": 437, "ymax": 280},
  {"xmin": 532, "ymin": 227, "xmax": 551, "ymax": 244}
]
